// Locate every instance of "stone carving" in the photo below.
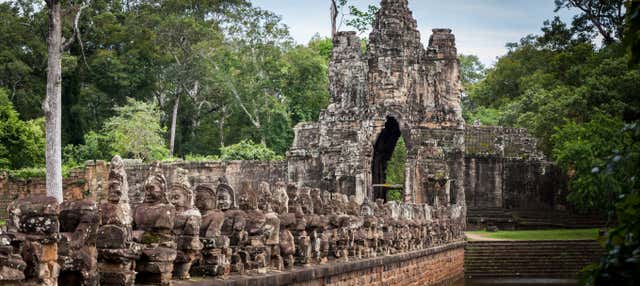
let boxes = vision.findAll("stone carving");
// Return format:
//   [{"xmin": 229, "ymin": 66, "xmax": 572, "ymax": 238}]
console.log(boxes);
[
  {"xmin": 0, "ymin": 227, "xmax": 26, "ymax": 285},
  {"xmin": 58, "ymin": 199, "xmax": 99, "ymax": 285},
  {"xmin": 97, "ymin": 155, "xmax": 137, "ymax": 286},
  {"xmin": 133, "ymin": 161, "xmax": 177, "ymax": 285},
  {"xmin": 169, "ymin": 167, "xmax": 202, "ymax": 280},
  {"xmin": 7, "ymin": 196, "xmax": 60, "ymax": 286},
  {"xmin": 194, "ymin": 183, "xmax": 229, "ymax": 276}
]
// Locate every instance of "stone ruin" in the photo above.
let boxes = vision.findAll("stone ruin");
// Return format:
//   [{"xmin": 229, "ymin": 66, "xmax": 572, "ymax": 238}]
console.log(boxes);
[
  {"xmin": 0, "ymin": 0, "xmax": 471, "ymax": 285},
  {"xmin": 288, "ymin": 0, "xmax": 465, "ymax": 212},
  {"xmin": 0, "ymin": 157, "xmax": 465, "ymax": 285}
]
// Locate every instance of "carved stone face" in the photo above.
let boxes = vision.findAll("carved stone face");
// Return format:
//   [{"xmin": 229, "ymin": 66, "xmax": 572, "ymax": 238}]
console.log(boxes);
[
  {"xmin": 143, "ymin": 162, "xmax": 167, "ymax": 204},
  {"xmin": 361, "ymin": 203, "xmax": 373, "ymax": 216},
  {"xmin": 237, "ymin": 186, "xmax": 257, "ymax": 211},
  {"xmin": 108, "ymin": 175, "xmax": 124, "ymax": 203},
  {"xmin": 271, "ymin": 182, "xmax": 289, "ymax": 214},
  {"xmin": 170, "ymin": 185, "xmax": 191, "ymax": 210},
  {"xmin": 144, "ymin": 180, "xmax": 165, "ymax": 203},
  {"xmin": 107, "ymin": 156, "xmax": 127, "ymax": 203},
  {"xmin": 217, "ymin": 191, "xmax": 232, "ymax": 211},
  {"xmin": 297, "ymin": 189, "xmax": 313, "ymax": 215},
  {"xmin": 258, "ymin": 182, "xmax": 271, "ymax": 212},
  {"xmin": 195, "ymin": 186, "xmax": 216, "ymax": 212}
]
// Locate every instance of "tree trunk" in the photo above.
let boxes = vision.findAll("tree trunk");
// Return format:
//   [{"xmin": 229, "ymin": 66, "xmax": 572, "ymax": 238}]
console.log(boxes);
[
  {"xmin": 219, "ymin": 105, "xmax": 226, "ymax": 148},
  {"xmin": 169, "ymin": 94, "xmax": 180, "ymax": 157},
  {"xmin": 44, "ymin": 0, "xmax": 63, "ymax": 203},
  {"xmin": 331, "ymin": 0, "xmax": 338, "ymax": 37}
]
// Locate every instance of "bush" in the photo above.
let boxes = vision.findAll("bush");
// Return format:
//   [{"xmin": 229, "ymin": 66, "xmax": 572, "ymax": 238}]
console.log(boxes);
[
  {"xmin": 551, "ymin": 114, "xmax": 630, "ymax": 212},
  {"xmin": 0, "ymin": 89, "xmax": 45, "ymax": 169},
  {"xmin": 220, "ymin": 140, "xmax": 284, "ymax": 161},
  {"xmin": 184, "ymin": 154, "xmax": 220, "ymax": 162},
  {"xmin": 63, "ymin": 131, "xmax": 113, "ymax": 166},
  {"xmin": 385, "ymin": 137, "xmax": 406, "ymax": 185},
  {"xmin": 105, "ymin": 98, "xmax": 169, "ymax": 161},
  {"xmin": 387, "ymin": 189, "xmax": 403, "ymax": 202},
  {"xmin": 63, "ymin": 98, "xmax": 169, "ymax": 163}
]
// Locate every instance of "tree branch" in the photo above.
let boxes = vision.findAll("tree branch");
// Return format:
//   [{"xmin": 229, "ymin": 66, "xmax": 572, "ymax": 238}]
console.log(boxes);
[
  {"xmin": 62, "ymin": 2, "xmax": 89, "ymax": 51},
  {"xmin": 213, "ymin": 63, "xmax": 261, "ymax": 129}
]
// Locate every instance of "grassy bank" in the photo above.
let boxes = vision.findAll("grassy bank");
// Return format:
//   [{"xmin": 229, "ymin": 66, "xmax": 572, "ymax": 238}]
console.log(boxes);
[{"xmin": 466, "ymin": 228, "xmax": 600, "ymax": 241}]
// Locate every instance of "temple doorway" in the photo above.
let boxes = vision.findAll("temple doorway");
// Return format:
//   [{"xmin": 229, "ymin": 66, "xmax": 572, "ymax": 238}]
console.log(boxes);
[{"xmin": 371, "ymin": 116, "xmax": 406, "ymax": 202}]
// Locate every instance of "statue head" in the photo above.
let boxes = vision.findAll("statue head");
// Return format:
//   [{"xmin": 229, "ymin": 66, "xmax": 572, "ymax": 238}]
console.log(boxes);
[
  {"xmin": 361, "ymin": 197, "xmax": 373, "ymax": 217},
  {"xmin": 311, "ymin": 188, "xmax": 324, "ymax": 215},
  {"xmin": 216, "ymin": 176, "xmax": 235, "ymax": 211},
  {"xmin": 297, "ymin": 188, "xmax": 314, "ymax": 215},
  {"xmin": 169, "ymin": 167, "xmax": 193, "ymax": 211},
  {"xmin": 107, "ymin": 155, "xmax": 128, "ymax": 204},
  {"xmin": 237, "ymin": 182, "xmax": 258, "ymax": 210},
  {"xmin": 143, "ymin": 161, "xmax": 168, "ymax": 204},
  {"xmin": 270, "ymin": 181, "xmax": 289, "ymax": 214},
  {"xmin": 257, "ymin": 182, "xmax": 272, "ymax": 212},
  {"xmin": 195, "ymin": 184, "xmax": 216, "ymax": 213}
]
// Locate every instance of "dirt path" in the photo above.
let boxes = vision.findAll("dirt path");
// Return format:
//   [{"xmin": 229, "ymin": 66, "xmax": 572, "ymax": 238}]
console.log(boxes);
[{"xmin": 465, "ymin": 232, "xmax": 507, "ymax": 241}]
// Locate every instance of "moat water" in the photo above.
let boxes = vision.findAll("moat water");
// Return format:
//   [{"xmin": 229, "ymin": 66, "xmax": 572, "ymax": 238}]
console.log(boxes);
[{"xmin": 456, "ymin": 278, "xmax": 579, "ymax": 286}]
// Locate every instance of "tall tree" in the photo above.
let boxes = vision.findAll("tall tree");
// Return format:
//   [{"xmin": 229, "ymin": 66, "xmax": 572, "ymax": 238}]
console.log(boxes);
[
  {"xmin": 44, "ymin": 0, "xmax": 87, "ymax": 202},
  {"xmin": 555, "ymin": 0, "xmax": 626, "ymax": 44},
  {"xmin": 44, "ymin": 0, "xmax": 64, "ymax": 202}
]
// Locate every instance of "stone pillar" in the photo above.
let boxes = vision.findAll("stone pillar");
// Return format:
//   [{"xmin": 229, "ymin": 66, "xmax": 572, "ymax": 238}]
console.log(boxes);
[
  {"xmin": 8, "ymin": 195, "xmax": 61, "ymax": 286},
  {"xmin": 58, "ymin": 199, "xmax": 99, "ymax": 286},
  {"xmin": 97, "ymin": 156, "xmax": 137, "ymax": 286}
]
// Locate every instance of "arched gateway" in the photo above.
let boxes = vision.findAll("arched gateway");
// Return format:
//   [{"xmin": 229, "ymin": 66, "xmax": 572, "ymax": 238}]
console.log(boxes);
[{"xmin": 287, "ymin": 0, "xmax": 466, "ymax": 210}]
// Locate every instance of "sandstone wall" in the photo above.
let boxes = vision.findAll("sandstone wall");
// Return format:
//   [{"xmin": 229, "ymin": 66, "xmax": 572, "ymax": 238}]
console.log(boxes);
[
  {"xmin": 463, "ymin": 126, "xmax": 568, "ymax": 211},
  {"xmin": 0, "ymin": 160, "xmax": 287, "ymax": 219},
  {"xmin": 174, "ymin": 243, "xmax": 465, "ymax": 286}
]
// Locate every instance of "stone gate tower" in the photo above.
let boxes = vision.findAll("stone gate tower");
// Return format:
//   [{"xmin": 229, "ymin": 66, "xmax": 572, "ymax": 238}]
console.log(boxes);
[{"xmin": 288, "ymin": 0, "xmax": 465, "ymax": 211}]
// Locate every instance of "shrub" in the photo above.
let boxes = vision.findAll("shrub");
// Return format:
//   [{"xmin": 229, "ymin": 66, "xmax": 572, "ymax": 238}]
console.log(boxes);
[{"xmin": 220, "ymin": 140, "xmax": 284, "ymax": 161}]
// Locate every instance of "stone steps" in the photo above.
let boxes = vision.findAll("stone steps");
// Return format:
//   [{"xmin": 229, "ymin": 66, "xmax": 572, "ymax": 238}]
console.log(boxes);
[
  {"xmin": 467, "ymin": 208, "xmax": 607, "ymax": 230},
  {"xmin": 464, "ymin": 240, "xmax": 602, "ymax": 279}
]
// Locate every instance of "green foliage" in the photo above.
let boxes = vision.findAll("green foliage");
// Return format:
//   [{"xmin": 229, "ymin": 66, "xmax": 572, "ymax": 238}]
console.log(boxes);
[
  {"xmin": 386, "ymin": 189, "xmax": 403, "ymax": 202},
  {"xmin": 105, "ymin": 98, "xmax": 169, "ymax": 161},
  {"xmin": 458, "ymin": 54, "xmax": 486, "ymax": 88},
  {"xmin": 581, "ymin": 123, "xmax": 640, "ymax": 285},
  {"xmin": 464, "ymin": 22, "xmax": 639, "ymax": 153},
  {"xmin": 1, "ymin": 0, "xmax": 331, "ymax": 163},
  {"xmin": 283, "ymin": 44, "xmax": 330, "ymax": 124},
  {"xmin": 6, "ymin": 165, "xmax": 74, "ymax": 180},
  {"xmin": 463, "ymin": 106, "xmax": 503, "ymax": 126},
  {"xmin": 0, "ymin": 89, "xmax": 44, "ymax": 169},
  {"xmin": 63, "ymin": 131, "xmax": 112, "ymax": 166},
  {"xmin": 184, "ymin": 154, "xmax": 220, "ymax": 162},
  {"xmin": 554, "ymin": 0, "xmax": 626, "ymax": 44},
  {"xmin": 346, "ymin": 4, "xmax": 379, "ymax": 34},
  {"xmin": 385, "ymin": 137, "xmax": 406, "ymax": 186},
  {"xmin": 551, "ymin": 114, "xmax": 630, "ymax": 212},
  {"xmin": 308, "ymin": 35, "xmax": 333, "ymax": 64},
  {"xmin": 220, "ymin": 140, "xmax": 284, "ymax": 161},
  {"xmin": 466, "ymin": 228, "xmax": 599, "ymax": 241}
]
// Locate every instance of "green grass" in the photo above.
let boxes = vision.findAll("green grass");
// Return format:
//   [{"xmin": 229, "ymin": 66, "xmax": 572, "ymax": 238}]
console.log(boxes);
[{"xmin": 466, "ymin": 228, "xmax": 600, "ymax": 241}]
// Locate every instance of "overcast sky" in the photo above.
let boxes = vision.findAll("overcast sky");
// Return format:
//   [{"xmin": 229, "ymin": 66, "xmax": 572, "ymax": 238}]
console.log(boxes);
[{"xmin": 250, "ymin": 0, "xmax": 576, "ymax": 66}]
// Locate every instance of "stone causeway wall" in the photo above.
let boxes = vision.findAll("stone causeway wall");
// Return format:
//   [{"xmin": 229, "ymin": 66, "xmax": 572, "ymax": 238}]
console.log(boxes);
[
  {"xmin": 0, "ymin": 156, "xmax": 466, "ymax": 285},
  {"xmin": 0, "ymin": 160, "xmax": 287, "ymax": 219}
]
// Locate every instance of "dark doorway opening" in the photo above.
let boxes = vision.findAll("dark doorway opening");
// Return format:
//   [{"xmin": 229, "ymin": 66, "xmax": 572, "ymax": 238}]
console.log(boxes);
[{"xmin": 372, "ymin": 116, "xmax": 402, "ymax": 202}]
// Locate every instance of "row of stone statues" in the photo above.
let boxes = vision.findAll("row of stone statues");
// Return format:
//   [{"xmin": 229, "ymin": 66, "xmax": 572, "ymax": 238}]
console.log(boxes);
[{"xmin": 0, "ymin": 156, "xmax": 464, "ymax": 285}]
